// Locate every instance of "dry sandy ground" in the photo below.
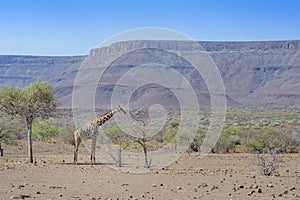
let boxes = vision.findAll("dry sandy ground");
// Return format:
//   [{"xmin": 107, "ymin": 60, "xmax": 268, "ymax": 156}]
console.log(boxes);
[{"xmin": 0, "ymin": 141, "xmax": 299, "ymax": 200}]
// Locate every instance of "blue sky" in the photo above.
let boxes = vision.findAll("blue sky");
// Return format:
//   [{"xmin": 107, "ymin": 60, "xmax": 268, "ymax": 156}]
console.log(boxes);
[{"xmin": 0, "ymin": 0, "xmax": 299, "ymax": 56}]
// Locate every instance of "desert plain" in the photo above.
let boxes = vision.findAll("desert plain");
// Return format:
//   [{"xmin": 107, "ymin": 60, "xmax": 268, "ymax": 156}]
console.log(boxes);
[{"xmin": 0, "ymin": 141, "xmax": 299, "ymax": 200}]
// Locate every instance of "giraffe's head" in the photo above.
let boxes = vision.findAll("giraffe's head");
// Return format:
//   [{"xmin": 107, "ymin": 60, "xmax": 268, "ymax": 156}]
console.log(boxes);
[{"xmin": 116, "ymin": 105, "xmax": 126, "ymax": 114}]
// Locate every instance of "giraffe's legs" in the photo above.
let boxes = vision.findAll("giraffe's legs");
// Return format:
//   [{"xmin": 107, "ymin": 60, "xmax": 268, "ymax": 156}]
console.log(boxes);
[
  {"xmin": 74, "ymin": 132, "xmax": 81, "ymax": 164},
  {"xmin": 91, "ymin": 135, "xmax": 96, "ymax": 164}
]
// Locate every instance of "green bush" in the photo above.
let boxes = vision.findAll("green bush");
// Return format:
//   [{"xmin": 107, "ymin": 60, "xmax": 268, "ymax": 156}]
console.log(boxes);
[
  {"xmin": 212, "ymin": 126, "xmax": 242, "ymax": 153},
  {"xmin": 164, "ymin": 129, "xmax": 177, "ymax": 143},
  {"xmin": 0, "ymin": 129, "xmax": 16, "ymax": 147},
  {"xmin": 32, "ymin": 118, "xmax": 59, "ymax": 141},
  {"xmin": 269, "ymin": 121, "xmax": 281, "ymax": 127},
  {"xmin": 190, "ymin": 126, "xmax": 206, "ymax": 152},
  {"xmin": 190, "ymin": 134, "xmax": 202, "ymax": 152},
  {"xmin": 61, "ymin": 134, "xmax": 75, "ymax": 145},
  {"xmin": 170, "ymin": 121, "xmax": 179, "ymax": 128},
  {"xmin": 60, "ymin": 125, "xmax": 75, "ymax": 145},
  {"xmin": 103, "ymin": 125, "xmax": 134, "ymax": 147},
  {"xmin": 163, "ymin": 122, "xmax": 179, "ymax": 143},
  {"xmin": 0, "ymin": 116, "xmax": 19, "ymax": 146},
  {"xmin": 213, "ymin": 134, "xmax": 238, "ymax": 153},
  {"xmin": 244, "ymin": 129, "xmax": 299, "ymax": 153}
]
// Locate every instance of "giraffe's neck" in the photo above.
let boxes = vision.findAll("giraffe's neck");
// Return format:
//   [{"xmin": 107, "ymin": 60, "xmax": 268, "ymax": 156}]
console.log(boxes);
[{"xmin": 92, "ymin": 109, "xmax": 118, "ymax": 127}]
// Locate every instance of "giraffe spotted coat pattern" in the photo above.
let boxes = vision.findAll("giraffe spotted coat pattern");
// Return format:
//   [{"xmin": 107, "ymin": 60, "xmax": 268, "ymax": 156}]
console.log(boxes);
[{"xmin": 73, "ymin": 105, "xmax": 126, "ymax": 164}]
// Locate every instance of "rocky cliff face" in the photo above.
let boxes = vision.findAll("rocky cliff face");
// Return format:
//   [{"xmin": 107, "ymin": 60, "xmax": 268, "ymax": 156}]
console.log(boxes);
[
  {"xmin": 204, "ymin": 40, "xmax": 300, "ymax": 108},
  {"xmin": 0, "ymin": 40, "xmax": 299, "ymax": 109}
]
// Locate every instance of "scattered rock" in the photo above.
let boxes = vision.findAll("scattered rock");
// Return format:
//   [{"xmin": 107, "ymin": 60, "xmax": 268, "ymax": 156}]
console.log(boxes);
[
  {"xmin": 201, "ymin": 183, "xmax": 208, "ymax": 187},
  {"xmin": 278, "ymin": 190, "xmax": 288, "ymax": 197},
  {"xmin": 290, "ymin": 186, "xmax": 296, "ymax": 191},
  {"xmin": 20, "ymin": 195, "xmax": 32, "ymax": 200},
  {"xmin": 211, "ymin": 185, "xmax": 218, "ymax": 191},
  {"xmin": 18, "ymin": 185, "xmax": 25, "ymax": 189},
  {"xmin": 258, "ymin": 188, "xmax": 262, "ymax": 193},
  {"xmin": 10, "ymin": 194, "xmax": 31, "ymax": 199},
  {"xmin": 49, "ymin": 186, "xmax": 63, "ymax": 189},
  {"xmin": 248, "ymin": 190, "xmax": 255, "ymax": 196}
]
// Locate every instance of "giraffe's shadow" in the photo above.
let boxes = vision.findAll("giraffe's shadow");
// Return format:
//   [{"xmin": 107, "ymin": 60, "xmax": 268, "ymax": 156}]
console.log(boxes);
[{"xmin": 62, "ymin": 162, "xmax": 115, "ymax": 166}]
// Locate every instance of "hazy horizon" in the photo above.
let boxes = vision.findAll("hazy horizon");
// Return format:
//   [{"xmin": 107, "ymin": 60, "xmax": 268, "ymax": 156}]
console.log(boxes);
[{"xmin": 1, "ymin": 39, "xmax": 299, "ymax": 57}]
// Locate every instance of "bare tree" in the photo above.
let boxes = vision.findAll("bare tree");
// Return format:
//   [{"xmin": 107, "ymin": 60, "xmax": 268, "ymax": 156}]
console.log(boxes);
[
  {"xmin": 136, "ymin": 137, "xmax": 151, "ymax": 168},
  {"xmin": 132, "ymin": 111, "xmax": 152, "ymax": 168},
  {"xmin": 104, "ymin": 125, "xmax": 132, "ymax": 167},
  {"xmin": 255, "ymin": 147, "xmax": 283, "ymax": 176}
]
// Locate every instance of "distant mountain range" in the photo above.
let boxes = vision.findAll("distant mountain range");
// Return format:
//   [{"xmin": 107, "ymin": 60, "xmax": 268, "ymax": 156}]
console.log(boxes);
[{"xmin": 0, "ymin": 40, "xmax": 299, "ymax": 109}]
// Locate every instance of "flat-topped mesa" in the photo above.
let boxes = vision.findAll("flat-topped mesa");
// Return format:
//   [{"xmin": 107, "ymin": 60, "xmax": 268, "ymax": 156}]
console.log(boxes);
[
  {"xmin": 88, "ymin": 40, "xmax": 300, "ymax": 58},
  {"xmin": 199, "ymin": 40, "xmax": 300, "ymax": 52},
  {"xmin": 1, "ymin": 40, "xmax": 299, "ymax": 109},
  {"xmin": 88, "ymin": 40, "xmax": 205, "ymax": 58}
]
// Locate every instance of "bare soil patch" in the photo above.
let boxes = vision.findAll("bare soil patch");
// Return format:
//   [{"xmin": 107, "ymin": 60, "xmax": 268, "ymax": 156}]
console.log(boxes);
[{"xmin": 0, "ymin": 141, "xmax": 299, "ymax": 199}]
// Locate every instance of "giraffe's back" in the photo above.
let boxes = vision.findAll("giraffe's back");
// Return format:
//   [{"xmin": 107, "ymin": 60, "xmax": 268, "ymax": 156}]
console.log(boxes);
[{"xmin": 75, "ymin": 124, "xmax": 98, "ymax": 139}]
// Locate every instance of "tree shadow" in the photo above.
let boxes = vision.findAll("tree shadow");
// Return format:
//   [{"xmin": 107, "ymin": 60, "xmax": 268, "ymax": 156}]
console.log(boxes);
[{"xmin": 61, "ymin": 162, "xmax": 114, "ymax": 166}]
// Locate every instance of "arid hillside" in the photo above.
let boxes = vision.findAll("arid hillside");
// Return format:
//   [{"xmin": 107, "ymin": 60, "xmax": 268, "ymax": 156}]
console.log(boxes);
[{"xmin": 0, "ymin": 40, "xmax": 299, "ymax": 109}]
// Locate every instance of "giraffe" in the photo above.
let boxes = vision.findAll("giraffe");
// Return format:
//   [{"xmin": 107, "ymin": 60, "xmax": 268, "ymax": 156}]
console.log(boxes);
[{"xmin": 73, "ymin": 105, "xmax": 126, "ymax": 164}]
